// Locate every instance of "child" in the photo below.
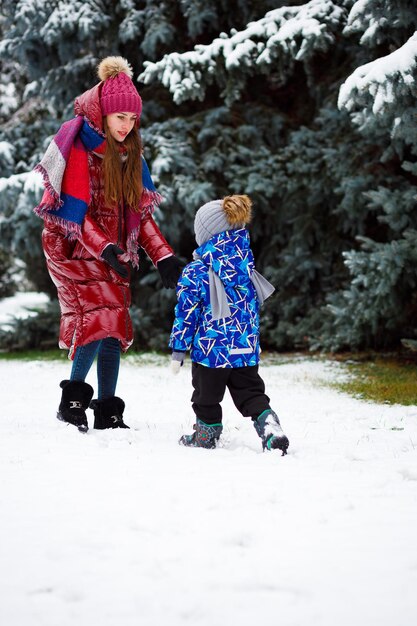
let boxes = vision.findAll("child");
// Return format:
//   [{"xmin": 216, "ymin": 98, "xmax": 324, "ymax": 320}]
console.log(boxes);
[
  {"xmin": 169, "ymin": 195, "xmax": 289, "ymax": 454},
  {"xmin": 34, "ymin": 56, "xmax": 182, "ymax": 432}
]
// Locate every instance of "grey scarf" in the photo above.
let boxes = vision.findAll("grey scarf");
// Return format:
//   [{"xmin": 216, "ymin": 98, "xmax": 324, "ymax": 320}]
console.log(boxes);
[{"xmin": 194, "ymin": 251, "xmax": 275, "ymax": 321}]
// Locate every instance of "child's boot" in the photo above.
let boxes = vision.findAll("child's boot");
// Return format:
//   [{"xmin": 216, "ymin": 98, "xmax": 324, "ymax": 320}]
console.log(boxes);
[
  {"xmin": 56, "ymin": 379, "xmax": 94, "ymax": 433},
  {"xmin": 179, "ymin": 418, "xmax": 223, "ymax": 448},
  {"xmin": 253, "ymin": 409, "xmax": 289, "ymax": 454},
  {"xmin": 90, "ymin": 396, "xmax": 130, "ymax": 429}
]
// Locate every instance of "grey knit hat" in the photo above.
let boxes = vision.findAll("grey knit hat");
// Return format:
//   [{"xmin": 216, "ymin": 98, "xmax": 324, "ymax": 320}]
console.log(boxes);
[{"xmin": 194, "ymin": 199, "xmax": 231, "ymax": 246}]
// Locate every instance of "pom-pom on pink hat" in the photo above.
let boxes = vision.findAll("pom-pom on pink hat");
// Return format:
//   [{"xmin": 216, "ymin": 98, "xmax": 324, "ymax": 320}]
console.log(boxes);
[{"xmin": 98, "ymin": 56, "xmax": 142, "ymax": 118}]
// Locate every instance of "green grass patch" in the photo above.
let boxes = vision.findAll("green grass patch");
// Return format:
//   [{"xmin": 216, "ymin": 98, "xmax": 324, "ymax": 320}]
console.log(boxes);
[
  {"xmin": 0, "ymin": 348, "xmax": 67, "ymax": 361},
  {"xmin": 333, "ymin": 356, "xmax": 417, "ymax": 406},
  {"xmin": 0, "ymin": 348, "xmax": 169, "ymax": 364},
  {"xmin": 1, "ymin": 349, "xmax": 416, "ymax": 406}
]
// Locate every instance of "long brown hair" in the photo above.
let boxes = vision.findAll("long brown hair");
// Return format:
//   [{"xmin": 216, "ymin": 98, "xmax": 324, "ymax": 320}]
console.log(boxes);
[{"xmin": 103, "ymin": 118, "xmax": 143, "ymax": 211}]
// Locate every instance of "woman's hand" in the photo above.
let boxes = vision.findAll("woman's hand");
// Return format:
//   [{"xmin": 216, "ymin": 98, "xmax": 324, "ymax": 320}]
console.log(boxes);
[
  {"xmin": 157, "ymin": 255, "xmax": 184, "ymax": 289},
  {"xmin": 101, "ymin": 244, "xmax": 129, "ymax": 279}
]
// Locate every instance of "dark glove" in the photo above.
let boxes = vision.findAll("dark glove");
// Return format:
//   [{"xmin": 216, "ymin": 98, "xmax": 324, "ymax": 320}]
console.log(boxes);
[
  {"xmin": 102, "ymin": 244, "xmax": 129, "ymax": 279},
  {"xmin": 157, "ymin": 255, "xmax": 184, "ymax": 289}
]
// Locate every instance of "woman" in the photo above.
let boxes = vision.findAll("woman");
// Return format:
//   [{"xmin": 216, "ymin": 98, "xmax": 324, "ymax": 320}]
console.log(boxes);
[{"xmin": 35, "ymin": 56, "xmax": 182, "ymax": 433}]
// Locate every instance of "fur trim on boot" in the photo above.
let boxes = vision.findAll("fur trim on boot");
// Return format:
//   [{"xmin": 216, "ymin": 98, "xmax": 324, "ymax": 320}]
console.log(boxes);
[
  {"xmin": 179, "ymin": 418, "xmax": 223, "ymax": 448},
  {"xmin": 57, "ymin": 380, "xmax": 94, "ymax": 433},
  {"xmin": 90, "ymin": 396, "xmax": 129, "ymax": 429}
]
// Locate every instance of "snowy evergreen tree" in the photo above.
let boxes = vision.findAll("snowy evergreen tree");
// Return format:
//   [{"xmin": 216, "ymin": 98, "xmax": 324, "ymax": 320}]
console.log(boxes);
[
  {"xmin": 141, "ymin": 0, "xmax": 417, "ymax": 351},
  {"xmin": 1, "ymin": 0, "xmax": 417, "ymax": 352},
  {"xmin": 0, "ymin": 0, "xmax": 280, "ymax": 349},
  {"xmin": 328, "ymin": 0, "xmax": 417, "ymax": 349}
]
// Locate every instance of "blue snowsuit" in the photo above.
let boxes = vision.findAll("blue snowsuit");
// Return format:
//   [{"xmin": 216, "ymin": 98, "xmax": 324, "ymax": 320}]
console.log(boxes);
[{"xmin": 169, "ymin": 229, "xmax": 261, "ymax": 368}]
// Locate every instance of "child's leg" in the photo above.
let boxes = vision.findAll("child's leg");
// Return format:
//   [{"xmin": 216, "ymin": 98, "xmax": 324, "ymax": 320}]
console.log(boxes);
[
  {"xmin": 191, "ymin": 363, "xmax": 229, "ymax": 424},
  {"xmin": 226, "ymin": 365, "xmax": 271, "ymax": 418},
  {"xmin": 179, "ymin": 363, "xmax": 227, "ymax": 448},
  {"xmin": 227, "ymin": 365, "xmax": 289, "ymax": 454}
]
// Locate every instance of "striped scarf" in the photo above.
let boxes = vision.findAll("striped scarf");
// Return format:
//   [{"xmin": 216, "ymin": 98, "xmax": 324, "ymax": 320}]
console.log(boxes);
[{"xmin": 34, "ymin": 116, "xmax": 162, "ymax": 267}]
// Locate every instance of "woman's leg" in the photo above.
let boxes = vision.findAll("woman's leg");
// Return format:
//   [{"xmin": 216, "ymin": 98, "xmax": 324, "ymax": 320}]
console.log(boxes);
[
  {"xmin": 57, "ymin": 341, "xmax": 99, "ymax": 432},
  {"xmin": 70, "ymin": 340, "xmax": 101, "ymax": 382},
  {"xmin": 96, "ymin": 337, "xmax": 121, "ymax": 400}
]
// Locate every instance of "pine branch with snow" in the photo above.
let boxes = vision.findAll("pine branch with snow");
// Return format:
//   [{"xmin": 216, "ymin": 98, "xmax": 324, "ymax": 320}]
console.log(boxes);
[
  {"xmin": 140, "ymin": 0, "xmax": 349, "ymax": 104},
  {"xmin": 338, "ymin": 32, "xmax": 417, "ymax": 136}
]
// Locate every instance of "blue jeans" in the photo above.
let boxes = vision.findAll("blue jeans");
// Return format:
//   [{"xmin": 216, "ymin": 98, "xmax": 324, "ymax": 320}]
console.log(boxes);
[{"xmin": 70, "ymin": 337, "xmax": 121, "ymax": 400}]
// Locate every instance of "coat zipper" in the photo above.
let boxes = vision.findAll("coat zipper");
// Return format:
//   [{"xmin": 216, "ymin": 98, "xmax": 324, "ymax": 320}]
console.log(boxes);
[
  {"xmin": 119, "ymin": 170, "xmax": 129, "ymax": 340},
  {"xmin": 118, "ymin": 200, "xmax": 122, "ymax": 246}
]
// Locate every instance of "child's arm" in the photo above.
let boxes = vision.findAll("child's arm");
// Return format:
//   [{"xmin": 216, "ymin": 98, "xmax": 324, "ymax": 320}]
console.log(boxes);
[{"xmin": 169, "ymin": 263, "xmax": 202, "ymax": 356}]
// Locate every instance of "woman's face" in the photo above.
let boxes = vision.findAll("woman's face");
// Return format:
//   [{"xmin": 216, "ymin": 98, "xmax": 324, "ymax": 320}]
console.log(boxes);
[{"xmin": 106, "ymin": 112, "xmax": 138, "ymax": 142}]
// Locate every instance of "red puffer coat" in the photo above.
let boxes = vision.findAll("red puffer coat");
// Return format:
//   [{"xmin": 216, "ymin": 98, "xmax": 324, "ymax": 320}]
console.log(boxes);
[{"xmin": 42, "ymin": 86, "xmax": 173, "ymax": 357}]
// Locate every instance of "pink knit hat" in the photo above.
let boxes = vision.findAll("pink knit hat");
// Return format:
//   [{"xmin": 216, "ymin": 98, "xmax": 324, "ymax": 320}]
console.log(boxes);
[{"xmin": 98, "ymin": 56, "xmax": 142, "ymax": 118}]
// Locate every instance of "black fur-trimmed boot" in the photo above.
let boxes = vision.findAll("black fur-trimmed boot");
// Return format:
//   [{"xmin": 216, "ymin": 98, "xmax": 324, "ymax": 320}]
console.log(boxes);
[
  {"xmin": 56, "ymin": 380, "xmax": 94, "ymax": 433},
  {"xmin": 90, "ymin": 396, "xmax": 130, "ymax": 429},
  {"xmin": 253, "ymin": 409, "xmax": 289, "ymax": 455}
]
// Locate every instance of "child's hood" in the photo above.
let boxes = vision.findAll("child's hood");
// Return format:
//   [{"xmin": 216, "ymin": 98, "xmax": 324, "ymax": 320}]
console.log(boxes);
[{"xmin": 195, "ymin": 229, "xmax": 255, "ymax": 286}]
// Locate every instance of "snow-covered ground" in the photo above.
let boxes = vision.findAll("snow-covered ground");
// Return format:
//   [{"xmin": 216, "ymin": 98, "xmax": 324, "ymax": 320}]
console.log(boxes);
[
  {"xmin": 1, "ymin": 295, "xmax": 417, "ymax": 625},
  {"xmin": 0, "ymin": 291, "xmax": 49, "ymax": 330}
]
